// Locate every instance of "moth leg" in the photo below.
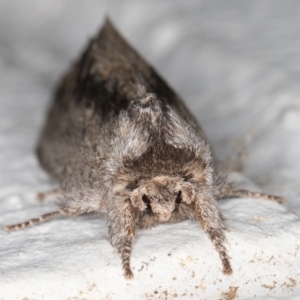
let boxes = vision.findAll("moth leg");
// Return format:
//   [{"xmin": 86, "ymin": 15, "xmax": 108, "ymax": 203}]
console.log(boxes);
[
  {"xmin": 5, "ymin": 210, "xmax": 65, "ymax": 233},
  {"xmin": 194, "ymin": 195, "xmax": 232, "ymax": 275},
  {"xmin": 108, "ymin": 198, "xmax": 137, "ymax": 279},
  {"xmin": 226, "ymin": 189, "xmax": 284, "ymax": 203},
  {"xmin": 216, "ymin": 183, "xmax": 284, "ymax": 203},
  {"xmin": 37, "ymin": 188, "xmax": 63, "ymax": 201}
]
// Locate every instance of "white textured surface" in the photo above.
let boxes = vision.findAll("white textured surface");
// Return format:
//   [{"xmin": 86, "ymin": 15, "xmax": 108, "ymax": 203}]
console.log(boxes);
[{"xmin": 1, "ymin": 1, "xmax": 300, "ymax": 299}]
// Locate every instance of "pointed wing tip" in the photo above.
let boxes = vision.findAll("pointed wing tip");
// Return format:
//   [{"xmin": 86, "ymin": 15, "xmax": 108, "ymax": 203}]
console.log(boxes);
[
  {"xmin": 103, "ymin": 15, "xmax": 113, "ymax": 26},
  {"xmin": 96, "ymin": 16, "xmax": 125, "ymax": 43},
  {"xmin": 101, "ymin": 16, "xmax": 118, "ymax": 34}
]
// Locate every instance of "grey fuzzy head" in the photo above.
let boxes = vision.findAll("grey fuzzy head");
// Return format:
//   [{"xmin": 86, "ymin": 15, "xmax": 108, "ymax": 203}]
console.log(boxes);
[{"xmin": 130, "ymin": 176, "xmax": 195, "ymax": 222}]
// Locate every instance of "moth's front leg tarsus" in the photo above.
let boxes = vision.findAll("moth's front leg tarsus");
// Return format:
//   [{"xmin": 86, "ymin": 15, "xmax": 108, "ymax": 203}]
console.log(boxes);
[
  {"xmin": 120, "ymin": 237, "xmax": 134, "ymax": 279},
  {"xmin": 108, "ymin": 198, "xmax": 137, "ymax": 279},
  {"xmin": 111, "ymin": 235, "xmax": 135, "ymax": 279},
  {"xmin": 206, "ymin": 227, "xmax": 232, "ymax": 275},
  {"xmin": 194, "ymin": 196, "xmax": 232, "ymax": 275}
]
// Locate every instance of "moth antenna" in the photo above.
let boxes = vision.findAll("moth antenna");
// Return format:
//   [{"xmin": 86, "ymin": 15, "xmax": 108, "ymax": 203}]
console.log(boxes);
[{"xmin": 5, "ymin": 210, "xmax": 65, "ymax": 233}]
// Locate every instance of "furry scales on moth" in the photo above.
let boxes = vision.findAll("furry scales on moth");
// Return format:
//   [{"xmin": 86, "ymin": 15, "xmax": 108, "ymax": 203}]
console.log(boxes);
[{"xmin": 5, "ymin": 19, "xmax": 283, "ymax": 279}]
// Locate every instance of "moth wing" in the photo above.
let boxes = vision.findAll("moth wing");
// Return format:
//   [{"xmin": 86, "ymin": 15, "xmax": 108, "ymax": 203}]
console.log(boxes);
[{"xmin": 37, "ymin": 19, "xmax": 207, "ymax": 182}]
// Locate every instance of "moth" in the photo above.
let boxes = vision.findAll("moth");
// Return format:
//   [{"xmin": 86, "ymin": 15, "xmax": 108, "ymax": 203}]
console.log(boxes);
[{"xmin": 5, "ymin": 19, "xmax": 283, "ymax": 279}]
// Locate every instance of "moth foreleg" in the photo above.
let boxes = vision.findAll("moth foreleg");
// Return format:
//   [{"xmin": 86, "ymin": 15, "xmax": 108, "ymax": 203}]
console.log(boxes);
[
  {"xmin": 194, "ymin": 194, "xmax": 232, "ymax": 275},
  {"xmin": 108, "ymin": 198, "xmax": 137, "ymax": 279}
]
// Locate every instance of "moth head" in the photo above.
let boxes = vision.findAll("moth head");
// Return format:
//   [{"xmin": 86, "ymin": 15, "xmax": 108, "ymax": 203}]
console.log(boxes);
[{"xmin": 130, "ymin": 176, "xmax": 195, "ymax": 222}]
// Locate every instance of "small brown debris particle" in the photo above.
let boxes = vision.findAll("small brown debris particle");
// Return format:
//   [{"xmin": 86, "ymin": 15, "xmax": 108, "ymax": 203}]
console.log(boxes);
[
  {"xmin": 288, "ymin": 278, "xmax": 297, "ymax": 288},
  {"xmin": 199, "ymin": 278, "xmax": 206, "ymax": 291},
  {"xmin": 222, "ymin": 286, "xmax": 239, "ymax": 300},
  {"xmin": 282, "ymin": 277, "xmax": 297, "ymax": 288},
  {"xmin": 89, "ymin": 283, "xmax": 97, "ymax": 291},
  {"xmin": 144, "ymin": 293, "xmax": 154, "ymax": 299},
  {"xmin": 261, "ymin": 284, "xmax": 274, "ymax": 290}
]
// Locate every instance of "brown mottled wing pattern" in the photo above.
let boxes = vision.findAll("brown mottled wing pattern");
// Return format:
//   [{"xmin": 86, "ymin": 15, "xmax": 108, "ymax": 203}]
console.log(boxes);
[{"xmin": 36, "ymin": 19, "xmax": 204, "ymax": 184}]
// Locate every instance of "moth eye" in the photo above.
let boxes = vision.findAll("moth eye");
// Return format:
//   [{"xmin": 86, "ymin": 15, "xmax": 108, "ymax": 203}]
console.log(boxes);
[
  {"xmin": 142, "ymin": 195, "xmax": 151, "ymax": 208},
  {"xmin": 175, "ymin": 191, "xmax": 182, "ymax": 204}
]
